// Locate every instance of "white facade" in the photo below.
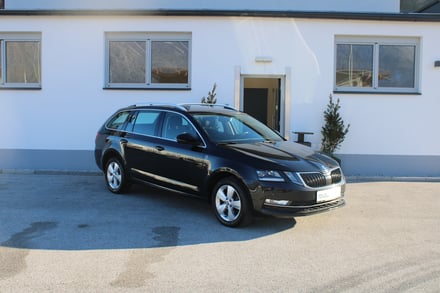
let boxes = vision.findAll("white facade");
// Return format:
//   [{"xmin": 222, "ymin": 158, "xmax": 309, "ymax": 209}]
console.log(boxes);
[{"xmin": 0, "ymin": 4, "xmax": 439, "ymax": 176}]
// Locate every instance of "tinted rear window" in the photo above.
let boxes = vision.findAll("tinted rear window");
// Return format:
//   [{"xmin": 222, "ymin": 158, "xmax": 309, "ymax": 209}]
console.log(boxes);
[
  {"xmin": 106, "ymin": 111, "xmax": 130, "ymax": 130},
  {"xmin": 132, "ymin": 111, "xmax": 161, "ymax": 136}
]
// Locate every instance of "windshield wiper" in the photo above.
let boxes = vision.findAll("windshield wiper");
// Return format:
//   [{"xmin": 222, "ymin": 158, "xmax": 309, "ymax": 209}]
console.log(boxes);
[{"xmin": 263, "ymin": 139, "xmax": 277, "ymax": 143}]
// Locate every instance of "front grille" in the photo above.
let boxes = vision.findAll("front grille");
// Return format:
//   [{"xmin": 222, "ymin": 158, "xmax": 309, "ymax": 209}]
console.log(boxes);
[
  {"xmin": 330, "ymin": 168, "xmax": 342, "ymax": 184},
  {"xmin": 300, "ymin": 172, "xmax": 327, "ymax": 188},
  {"xmin": 299, "ymin": 167, "xmax": 343, "ymax": 188}
]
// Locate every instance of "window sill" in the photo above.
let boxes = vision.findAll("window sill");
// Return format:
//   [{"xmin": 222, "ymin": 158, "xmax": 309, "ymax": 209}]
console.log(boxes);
[
  {"xmin": 0, "ymin": 86, "xmax": 42, "ymax": 90},
  {"xmin": 333, "ymin": 90, "xmax": 421, "ymax": 95},
  {"xmin": 103, "ymin": 87, "xmax": 191, "ymax": 91}
]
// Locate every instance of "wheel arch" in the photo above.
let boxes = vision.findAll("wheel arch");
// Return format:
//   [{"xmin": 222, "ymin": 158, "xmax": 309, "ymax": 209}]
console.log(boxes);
[
  {"xmin": 206, "ymin": 169, "xmax": 250, "ymax": 203},
  {"xmin": 102, "ymin": 148, "xmax": 124, "ymax": 170}
]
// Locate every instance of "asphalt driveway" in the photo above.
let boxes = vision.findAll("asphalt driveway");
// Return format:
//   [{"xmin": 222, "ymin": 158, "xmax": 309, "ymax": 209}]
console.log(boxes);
[{"xmin": 0, "ymin": 173, "xmax": 439, "ymax": 292}]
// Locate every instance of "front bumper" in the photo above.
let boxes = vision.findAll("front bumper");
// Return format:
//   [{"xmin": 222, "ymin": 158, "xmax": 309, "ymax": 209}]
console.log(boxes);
[
  {"xmin": 260, "ymin": 197, "xmax": 345, "ymax": 217},
  {"xmin": 249, "ymin": 181, "xmax": 346, "ymax": 218}
]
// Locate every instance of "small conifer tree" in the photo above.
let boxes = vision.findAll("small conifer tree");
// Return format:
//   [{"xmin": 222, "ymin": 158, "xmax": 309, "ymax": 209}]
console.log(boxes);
[
  {"xmin": 321, "ymin": 95, "xmax": 350, "ymax": 155},
  {"xmin": 201, "ymin": 83, "xmax": 217, "ymax": 104}
]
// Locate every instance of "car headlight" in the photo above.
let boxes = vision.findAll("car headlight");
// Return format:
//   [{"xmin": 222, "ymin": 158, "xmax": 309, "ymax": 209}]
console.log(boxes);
[
  {"xmin": 284, "ymin": 171, "xmax": 304, "ymax": 186},
  {"xmin": 256, "ymin": 170, "xmax": 285, "ymax": 182}
]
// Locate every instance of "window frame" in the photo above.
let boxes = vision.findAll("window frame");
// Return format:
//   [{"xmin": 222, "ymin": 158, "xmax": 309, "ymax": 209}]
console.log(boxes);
[
  {"xmin": 0, "ymin": 32, "xmax": 42, "ymax": 89},
  {"xmin": 334, "ymin": 36, "xmax": 421, "ymax": 94},
  {"xmin": 104, "ymin": 32, "xmax": 192, "ymax": 90}
]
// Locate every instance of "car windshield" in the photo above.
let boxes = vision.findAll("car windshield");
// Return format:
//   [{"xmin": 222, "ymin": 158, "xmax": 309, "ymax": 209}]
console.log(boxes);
[{"xmin": 192, "ymin": 112, "xmax": 284, "ymax": 144}]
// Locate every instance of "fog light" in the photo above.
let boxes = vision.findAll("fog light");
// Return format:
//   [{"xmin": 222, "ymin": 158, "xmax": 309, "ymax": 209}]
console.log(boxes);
[{"xmin": 265, "ymin": 199, "xmax": 291, "ymax": 206}]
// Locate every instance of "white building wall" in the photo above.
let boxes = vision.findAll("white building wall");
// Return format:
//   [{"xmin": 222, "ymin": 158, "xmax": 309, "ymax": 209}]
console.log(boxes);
[
  {"xmin": 6, "ymin": 0, "xmax": 400, "ymax": 13},
  {"xmin": 0, "ymin": 14, "xmax": 439, "ymax": 175}
]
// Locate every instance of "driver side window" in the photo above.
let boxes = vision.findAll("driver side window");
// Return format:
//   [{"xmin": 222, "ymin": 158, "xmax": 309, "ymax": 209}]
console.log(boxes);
[{"xmin": 162, "ymin": 112, "xmax": 198, "ymax": 140}]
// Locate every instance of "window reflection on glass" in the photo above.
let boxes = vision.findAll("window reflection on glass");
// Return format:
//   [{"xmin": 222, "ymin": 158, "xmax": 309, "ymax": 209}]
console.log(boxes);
[
  {"xmin": 151, "ymin": 41, "xmax": 188, "ymax": 84},
  {"xmin": 336, "ymin": 44, "xmax": 373, "ymax": 88},
  {"xmin": 6, "ymin": 41, "xmax": 41, "ymax": 84},
  {"xmin": 109, "ymin": 41, "xmax": 146, "ymax": 83},
  {"xmin": 379, "ymin": 45, "xmax": 415, "ymax": 88}
]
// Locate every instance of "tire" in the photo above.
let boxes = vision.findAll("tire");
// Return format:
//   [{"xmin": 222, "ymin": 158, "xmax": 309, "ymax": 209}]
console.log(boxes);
[
  {"xmin": 212, "ymin": 177, "xmax": 253, "ymax": 227},
  {"xmin": 105, "ymin": 157, "xmax": 129, "ymax": 194}
]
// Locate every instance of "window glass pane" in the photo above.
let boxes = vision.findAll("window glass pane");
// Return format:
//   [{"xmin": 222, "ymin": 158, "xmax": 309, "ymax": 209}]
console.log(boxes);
[
  {"xmin": 151, "ymin": 41, "xmax": 188, "ymax": 84},
  {"xmin": 193, "ymin": 113, "xmax": 282, "ymax": 144},
  {"xmin": 379, "ymin": 45, "xmax": 415, "ymax": 88},
  {"xmin": 163, "ymin": 113, "xmax": 197, "ymax": 140},
  {"xmin": 106, "ymin": 111, "xmax": 130, "ymax": 130},
  {"xmin": 109, "ymin": 41, "xmax": 146, "ymax": 83},
  {"xmin": 132, "ymin": 111, "xmax": 161, "ymax": 136},
  {"xmin": 336, "ymin": 44, "xmax": 373, "ymax": 88},
  {"xmin": 6, "ymin": 41, "xmax": 41, "ymax": 83}
]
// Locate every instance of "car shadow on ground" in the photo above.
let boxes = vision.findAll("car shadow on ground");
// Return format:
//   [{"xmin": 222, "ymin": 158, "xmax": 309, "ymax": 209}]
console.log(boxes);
[{"xmin": 0, "ymin": 174, "xmax": 296, "ymax": 251}]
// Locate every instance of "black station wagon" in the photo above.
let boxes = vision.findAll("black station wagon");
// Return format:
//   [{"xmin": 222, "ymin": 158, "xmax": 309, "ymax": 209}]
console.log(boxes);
[{"xmin": 95, "ymin": 103, "xmax": 345, "ymax": 227}]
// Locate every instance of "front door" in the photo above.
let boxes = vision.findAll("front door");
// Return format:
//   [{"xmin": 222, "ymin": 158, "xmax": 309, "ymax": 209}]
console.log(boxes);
[
  {"xmin": 153, "ymin": 112, "xmax": 208, "ymax": 194},
  {"xmin": 244, "ymin": 88, "xmax": 268, "ymax": 126},
  {"xmin": 242, "ymin": 77, "xmax": 281, "ymax": 132}
]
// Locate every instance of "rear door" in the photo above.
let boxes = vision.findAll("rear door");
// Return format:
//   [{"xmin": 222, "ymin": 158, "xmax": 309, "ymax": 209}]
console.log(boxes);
[{"xmin": 123, "ymin": 110, "xmax": 164, "ymax": 183}]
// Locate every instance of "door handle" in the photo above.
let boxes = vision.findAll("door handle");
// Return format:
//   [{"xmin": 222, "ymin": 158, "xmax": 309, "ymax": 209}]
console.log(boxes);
[{"xmin": 155, "ymin": 145, "xmax": 164, "ymax": 151}]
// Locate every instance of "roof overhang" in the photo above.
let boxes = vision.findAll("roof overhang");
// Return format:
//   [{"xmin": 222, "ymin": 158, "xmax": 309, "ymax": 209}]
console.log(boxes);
[{"xmin": 0, "ymin": 9, "xmax": 440, "ymax": 22}]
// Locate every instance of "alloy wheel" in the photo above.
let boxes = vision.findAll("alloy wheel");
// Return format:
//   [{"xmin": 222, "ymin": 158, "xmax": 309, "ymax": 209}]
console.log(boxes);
[{"xmin": 215, "ymin": 184, "xmax": 242, "ymax": 223}]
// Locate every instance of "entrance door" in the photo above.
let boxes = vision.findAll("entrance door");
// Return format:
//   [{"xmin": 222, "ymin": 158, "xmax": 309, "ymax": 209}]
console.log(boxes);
[
  {"xmin": 243, "ymin": 77, "xmax": 281, "ymax": 132},
  {"xmin": 244, "ymin": 88, "xmax": 268, "ymax": 125}
]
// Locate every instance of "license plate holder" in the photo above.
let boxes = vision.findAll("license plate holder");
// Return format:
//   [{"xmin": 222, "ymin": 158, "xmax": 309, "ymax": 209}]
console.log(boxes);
[{"xmin": 317, "ymin": 186, "xmax": 341, "ymax": 203}]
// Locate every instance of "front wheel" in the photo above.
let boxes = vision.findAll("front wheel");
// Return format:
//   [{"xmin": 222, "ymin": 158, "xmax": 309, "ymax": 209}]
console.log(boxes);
[
  {"xmin": 105, "ymin": 157, "xmax": 129, "ymax": 193},
  {"xmin": 212, "ymin": 177, "xmax": 253, "ymax": 227}
]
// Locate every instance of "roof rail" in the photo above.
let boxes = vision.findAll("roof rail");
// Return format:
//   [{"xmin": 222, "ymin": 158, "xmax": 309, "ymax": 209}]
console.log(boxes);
[
  {"xmin": 179, "ymin": 103, "xmax": 238, "ymax": 111},
  {"xmin": 127, "ymin": 102, "xmax": 238, "ymax": 112},
  {"xmin": 128, "ymin": 103, "xmax": 187, "ymax": 111}
]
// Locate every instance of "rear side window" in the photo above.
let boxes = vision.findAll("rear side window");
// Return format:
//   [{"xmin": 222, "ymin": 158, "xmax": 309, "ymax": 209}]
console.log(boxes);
[
  {"xmin": 132, "ymin": 111, "xmax": 161, "ymax": 136},
  {"xmin": 106, "ymin": 111, "xmax": 130, "ymax": 130}
]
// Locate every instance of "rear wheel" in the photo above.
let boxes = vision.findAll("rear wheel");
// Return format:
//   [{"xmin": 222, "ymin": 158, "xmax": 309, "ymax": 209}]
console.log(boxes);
[
  {"xmin": 212, "ymin": 177, "xmax": 253, "ymax": 227},
  {"xmin": 105, "ymin": 157, "xmax": 129, "ymax": 193}
]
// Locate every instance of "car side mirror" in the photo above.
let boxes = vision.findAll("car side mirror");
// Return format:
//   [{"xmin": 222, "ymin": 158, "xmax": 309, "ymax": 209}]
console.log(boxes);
[{"xmin": 176, "ymin": 133, "xmax": 202, "ymax": 146}]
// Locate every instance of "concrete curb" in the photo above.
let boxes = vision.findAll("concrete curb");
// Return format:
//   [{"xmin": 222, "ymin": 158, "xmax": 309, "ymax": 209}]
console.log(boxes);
[
  {"xmin": 346, "ymin": 176, "xmax": 440, "ymax": 183},
  {"xmin": 0, "ymin": 169, "xmax": 103, "ymax": 176}
]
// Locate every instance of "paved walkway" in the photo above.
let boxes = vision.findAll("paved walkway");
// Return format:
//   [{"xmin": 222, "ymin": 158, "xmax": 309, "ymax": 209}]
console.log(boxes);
[{"xmin": 0, "ymin": 173, "xmax": 439, "ymax": 292}]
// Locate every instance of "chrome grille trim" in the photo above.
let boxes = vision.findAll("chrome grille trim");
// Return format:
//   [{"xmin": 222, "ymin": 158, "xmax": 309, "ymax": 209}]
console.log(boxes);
[
  {"xmin": 299, "ymin": 167, "xmax": 343, "ymax": 188},
  {"xmin": 330, "ymin": 168, "xmax": 342, "ymax": 184},
  {"xmin": 300, "ymin": 172, "xmax": 327, "ymax": 188}
]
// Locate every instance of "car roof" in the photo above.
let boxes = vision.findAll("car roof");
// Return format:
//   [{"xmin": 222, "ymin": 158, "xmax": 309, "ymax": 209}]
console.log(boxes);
[{"xmin": 122, "ymin": 103, "xmax": 239, "ymax": 114}]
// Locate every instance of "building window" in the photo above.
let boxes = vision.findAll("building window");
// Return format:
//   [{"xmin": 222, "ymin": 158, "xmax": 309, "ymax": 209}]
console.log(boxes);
[
  {"xmin": 0, "ymin": 33, "xmax": 42, "ymax": 89},
  {"xmin": 0, "ymin": 0, "xmax": 4, "ymax": 9},
  {"xmin": 105, "ymin": 32, "xmax": 191, "ymax": 89},
  {"xmin": 335, "ymin": 36, "xmax": 420, "ymax": 94}
]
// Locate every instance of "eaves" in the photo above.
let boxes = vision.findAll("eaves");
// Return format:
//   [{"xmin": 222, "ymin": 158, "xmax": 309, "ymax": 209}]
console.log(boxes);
[{"xmin": 0, "ymin": 9, "xmax": 440, "ymax": 22}]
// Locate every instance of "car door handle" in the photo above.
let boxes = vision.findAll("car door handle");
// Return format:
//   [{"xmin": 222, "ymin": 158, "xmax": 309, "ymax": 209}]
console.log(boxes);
[{"xmin": 155, "ymin": 145, "xmax": 164, "ymax": 151}]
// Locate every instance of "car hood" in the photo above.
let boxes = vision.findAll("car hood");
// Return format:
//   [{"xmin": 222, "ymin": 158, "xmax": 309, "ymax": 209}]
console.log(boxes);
[{"xmin": 222, "ymin": 141, "xmax": 339, "ymax": 172}]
